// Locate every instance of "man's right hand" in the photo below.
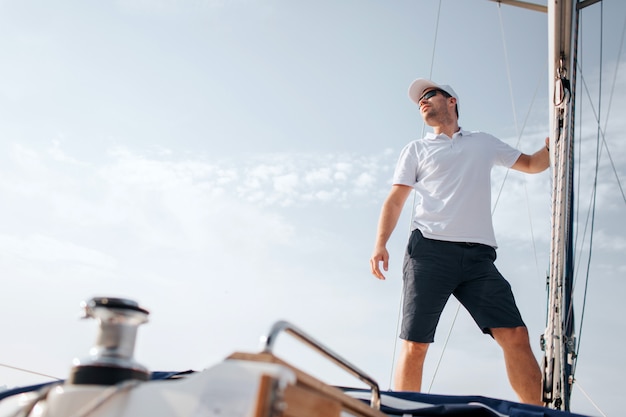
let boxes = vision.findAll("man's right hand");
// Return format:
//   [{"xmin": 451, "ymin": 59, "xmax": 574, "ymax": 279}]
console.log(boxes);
[
  {"xmin": 370, "ymin": 184, "xmax": 412, "ymax": 281},
  {"xmin": 370, "ymin": 247, "xmax": 389, "ymax": 280}
]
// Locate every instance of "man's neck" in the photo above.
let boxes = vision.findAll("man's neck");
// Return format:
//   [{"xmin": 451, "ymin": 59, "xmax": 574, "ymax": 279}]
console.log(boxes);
[{"xmin": 432, "ymin": 123, "xmax": 460, "ymax": 138}]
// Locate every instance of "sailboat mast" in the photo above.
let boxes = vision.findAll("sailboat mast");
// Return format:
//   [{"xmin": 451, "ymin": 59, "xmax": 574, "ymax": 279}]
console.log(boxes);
[
  {"xmin": 489, "ymin": 0, "xmax": 581, "ymax": 409},
  {"xmin": 543, "ymin": 0, "xmax": 578, "ymax": 410}
]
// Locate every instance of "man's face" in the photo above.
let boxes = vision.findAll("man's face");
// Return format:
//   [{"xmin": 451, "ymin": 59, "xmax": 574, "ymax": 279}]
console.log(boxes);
[{"xmin": 418, "ymin": 88, "xmax": 447, "ymax": 121}]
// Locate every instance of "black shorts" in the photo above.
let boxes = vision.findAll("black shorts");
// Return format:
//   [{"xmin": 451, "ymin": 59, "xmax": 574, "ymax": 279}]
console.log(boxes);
[{"xmin": 401, "ymin": 229, "xmax": 525, "ymax": 343}]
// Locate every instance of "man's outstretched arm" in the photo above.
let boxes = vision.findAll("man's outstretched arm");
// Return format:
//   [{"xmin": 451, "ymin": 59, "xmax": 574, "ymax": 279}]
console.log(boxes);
[
  {"xmin": 370, "ymin": 184, "xmax": 413, "ymax": 280},
  {"xmin": 511, "ymin": 137, "xmax": 551, "ymax": 174}
]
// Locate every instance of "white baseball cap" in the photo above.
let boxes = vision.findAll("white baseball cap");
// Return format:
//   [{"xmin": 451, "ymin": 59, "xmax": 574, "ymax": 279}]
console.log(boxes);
[{"xmin": 408, "ymin": 78, "xmax": 459, "ymax": 114}]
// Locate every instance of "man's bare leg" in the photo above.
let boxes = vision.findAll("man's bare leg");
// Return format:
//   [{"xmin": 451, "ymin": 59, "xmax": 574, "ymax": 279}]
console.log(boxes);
[
  {"xmin": 394, "ymin": 340, "xmax": 429, "ymax": 391},
  {"xmin": 491, "ymin": 326, "xmax": 542, "ymax": 405}
]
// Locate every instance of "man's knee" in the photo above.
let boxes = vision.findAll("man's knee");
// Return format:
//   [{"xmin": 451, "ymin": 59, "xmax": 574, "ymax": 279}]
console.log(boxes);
[
  {"xmin": 401, "ymin": 340, "xmax": 430, "ymax": 360},
  {"xmin": 491, "ymin": 326, "xmax": 531, "ymax": 348}
]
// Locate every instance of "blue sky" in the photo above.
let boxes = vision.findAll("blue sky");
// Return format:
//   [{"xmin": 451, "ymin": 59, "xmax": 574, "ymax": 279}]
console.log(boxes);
[{"xmin": 1, "ymin": 1, "xmax": 625, "ymax": 416}]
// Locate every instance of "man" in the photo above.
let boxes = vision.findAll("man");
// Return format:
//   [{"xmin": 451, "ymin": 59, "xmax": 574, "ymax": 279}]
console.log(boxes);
[{"xmin": 370, "ymin": 78, "xmax": 550, "ymax": 405}]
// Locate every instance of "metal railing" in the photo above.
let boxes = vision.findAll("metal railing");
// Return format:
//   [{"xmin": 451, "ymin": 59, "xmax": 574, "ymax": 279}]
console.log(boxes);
[{"xmin": 261, "ymin": 320, "xmax": 381, "ymax": 410}]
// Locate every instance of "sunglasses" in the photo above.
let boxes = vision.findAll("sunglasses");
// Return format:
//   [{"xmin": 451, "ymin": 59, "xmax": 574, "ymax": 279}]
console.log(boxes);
[{"xmin": 418, "ymin": 89, "xmax": 444, "ymax": 102}]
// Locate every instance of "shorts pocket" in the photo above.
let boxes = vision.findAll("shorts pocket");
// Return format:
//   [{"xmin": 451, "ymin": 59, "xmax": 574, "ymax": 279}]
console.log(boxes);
[{"xmin": 407, "ymin": 229, "xmax": 424, "ymax": 257}]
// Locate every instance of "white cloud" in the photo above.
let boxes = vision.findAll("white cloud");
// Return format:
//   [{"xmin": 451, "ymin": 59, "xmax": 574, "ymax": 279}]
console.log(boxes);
[
  {"xmin": 311, "ymin": 189, "xmax": 339, "ymax": 202},
  {"xmin": 305, "ymin": 167, "xmax": 333, "ymax": 186},
  {"xmin": 10, "ymin": 143, "xmax": 45, "ymax": 174},
  {"xmin": 354, "ymin": 172, "xmax": 375, "ymax": 190},
  {"xmin": 0, "ymin": 234, "xmax": 117, "ymax": 268},
  {"xmin": 0, "ymin": 142, "xmax": 397, "ymax": 264},
  {"xmin": 48, "ymin": 139, "xmax": 85, "ymax": 165},
  {"xmin": 273, "ymin": 172, "xmax": 299, "ymax": 194},
  {"xmin": 333, "ymin": 171, "xmax": 348, "ymax": 182}
]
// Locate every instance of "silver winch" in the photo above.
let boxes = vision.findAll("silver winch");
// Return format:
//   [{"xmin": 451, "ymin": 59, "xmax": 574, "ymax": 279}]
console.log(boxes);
[{"xmin": 68, "ymin": 297, "xmax": 150, "ymax": 385}]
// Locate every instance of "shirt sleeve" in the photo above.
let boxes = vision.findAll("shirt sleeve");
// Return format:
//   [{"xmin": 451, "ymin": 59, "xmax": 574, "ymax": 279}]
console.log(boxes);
[
  {"xmin": 392, "ymin": 142, "xmax": 419, "ymax": 187},
  {"xmin": 492, "ymin": 136, "xmax": 522, "ymax": 168}
]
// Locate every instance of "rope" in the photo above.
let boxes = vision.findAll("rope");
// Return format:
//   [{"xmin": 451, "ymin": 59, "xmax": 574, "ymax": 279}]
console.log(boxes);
[
  {"xmin": 0, "ymin": 362, "xmax": 62, "ymax": 381},
  {"xmin": 576, "ymin": 69, "xmax": 626, "ymax": 206},
  {"xmin": 428, "ymin": 1, "xmax": 443, "ymax": 79},
  {"xmin": 421, "ymin": 0, "xmax": 444, "ymax": 138},
  {"xmin": 572, "ymin": 21, "xmax": 626, "ymax": 284},
  {"xmin": 388, "ymin": 0, "xmax": 444, "ymax": 390},
  {"xmin": 492, "ymin": 4, "xmax": 547, "ymax": 280},
  {"xmin": 497, "ymin": 4, "xmax": 520, "ymax": 134},
  {"xmin": 416, "ymin": 0, "xmax": 465, "ymax": 390},
  {"xmin": 492, "ymin": 0, "xmax": 547, "ymax": 212},
  {"xmin": 575, "ymin": 10, "xmax": 626, "ymax": 207},
  {"xmin": 427, "ymin": 302, "xmax": 460, "ymax": 393},
  {"xmin": 574, "ymin": 381, "xmax": 608, "ymax": 417},
  {"xmin": 388, "ymin": 275, "xmax": 405, "ymax": 389},
  {"xmin": 573, "ymin": 0, "xmax": 604, "ymax": 379},
  {"xmin": 601, "ymin": 2, "xmax": 626, "ymax": 136}
]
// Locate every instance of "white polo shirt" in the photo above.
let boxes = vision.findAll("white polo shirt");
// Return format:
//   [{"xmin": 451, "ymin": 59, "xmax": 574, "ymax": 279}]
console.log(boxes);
[{"xmin": 393, "ymin": 129, "xmax": 521, "ymax": 248}]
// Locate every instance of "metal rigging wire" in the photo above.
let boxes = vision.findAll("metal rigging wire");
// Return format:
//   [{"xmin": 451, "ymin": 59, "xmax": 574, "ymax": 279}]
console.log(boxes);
[
  {"xmin": 492, "ymin": 3, "xmax": 548, "ymax": 286},
  {"xmin": 0, "ymin": 362, "xmax": 61, "ymax": 382},
  {"xmin": 570, "ymin": 3, "xmax": 626, "ymax": 386},
  {"xmin": 420, "ymin": 0, "xmax": 460, "ymax": 392},
  {"xmin": 560, "ymin": 7, "xmax": 626, "ymax": 415},
  {"xmin": 388, "ymin": 0, "xmax": 444, "ymax": 391},
  {"xmin": 571, "ymin": 0, "xmax": 604, "ymax": 380},
  {"xmin": 575, "ymin": 48, "xmax": 626, "ymax": 207},
  {"xmin": 425, "ymin": 0, "xmax": 546, "ymax": 393}
]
